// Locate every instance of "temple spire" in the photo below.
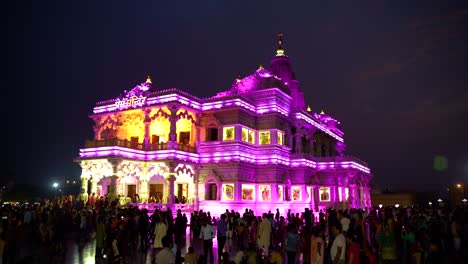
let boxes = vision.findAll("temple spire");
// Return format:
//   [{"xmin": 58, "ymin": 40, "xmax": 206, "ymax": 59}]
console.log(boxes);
[
  {"xmin": 276, "ymin": 33, "xmax": 285, "ymax": 56},
  {"xmin": 146, "ymin": 75, "xmax": 152, "ymax": 84}
]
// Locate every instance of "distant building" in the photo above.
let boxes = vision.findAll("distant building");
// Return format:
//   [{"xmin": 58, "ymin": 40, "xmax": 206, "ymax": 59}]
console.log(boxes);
[{"xmin": 76, "ymin": 35, "xmax": 373, "ymax": 215}]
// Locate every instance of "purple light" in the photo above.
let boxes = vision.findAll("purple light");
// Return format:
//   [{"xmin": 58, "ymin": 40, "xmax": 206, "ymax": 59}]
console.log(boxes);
[
  {"xmin": 81, "ymin": 145, "xmax": 370, "ymax": 173},
  {"xmin": 295, "ymin": 112, "xmax": 344, "ymax": 142},
  {"xmin": 94, "ymin": 90, "xmax": 290, "ymax": 117}
]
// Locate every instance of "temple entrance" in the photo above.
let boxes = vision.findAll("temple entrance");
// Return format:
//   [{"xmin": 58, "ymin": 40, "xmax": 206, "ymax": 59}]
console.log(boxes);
[
  {"xmin": 149, "ymin": 184, "xmax": 164, "ymax": 203},
  {"xmin": 127, "ymin": 184, "xmax": 136, "ymax": 201},
  {"xmin": 177, "ymin": 183, "xmax": 188, "ymax": 203},
  {"xmin": 207, "ymin": 183, "xmax": 217, "ymax": 200}
]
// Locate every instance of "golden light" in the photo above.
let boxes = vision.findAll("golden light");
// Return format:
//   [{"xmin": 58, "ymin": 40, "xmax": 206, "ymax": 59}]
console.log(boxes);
[{"xmin": 456, "ymin": 183, "xmax": 462, "ymax": 188}]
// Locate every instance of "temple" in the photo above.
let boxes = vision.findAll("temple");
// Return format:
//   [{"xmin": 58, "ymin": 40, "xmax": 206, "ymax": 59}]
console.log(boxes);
[{"xmin": 76, "ymin": 35, "xmax": 373, "ymax": 216}]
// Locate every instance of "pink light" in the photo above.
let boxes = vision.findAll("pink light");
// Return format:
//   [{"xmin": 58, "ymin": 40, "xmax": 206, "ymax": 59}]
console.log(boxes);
[{"xmin": 295, "ymin": 112, "xmax": 344, "ymax": 142}]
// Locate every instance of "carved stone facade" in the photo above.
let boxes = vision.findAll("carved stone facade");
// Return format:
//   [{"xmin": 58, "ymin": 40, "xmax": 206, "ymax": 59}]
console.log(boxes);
[{"xmin": 77, "ymin": 37, "xmax": 372, "ymax": 215}]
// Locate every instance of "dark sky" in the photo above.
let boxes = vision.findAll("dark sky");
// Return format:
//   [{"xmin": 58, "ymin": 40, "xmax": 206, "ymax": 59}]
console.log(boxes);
[{"xmin": 6, "ymin": 1, "xmax": 468, "ymax": 193}]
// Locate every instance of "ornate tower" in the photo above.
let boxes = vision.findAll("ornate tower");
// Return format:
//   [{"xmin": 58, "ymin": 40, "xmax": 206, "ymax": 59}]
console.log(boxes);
[{"xmin": 269, "ymin": 33, "xmax": 305, "ymax": 110}]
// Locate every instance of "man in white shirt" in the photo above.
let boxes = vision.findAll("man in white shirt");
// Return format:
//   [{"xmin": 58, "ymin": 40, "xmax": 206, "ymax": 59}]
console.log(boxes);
[
  {"xmin": 339, "ymin": 211, "xmax": 350, "ymax": 233},
  {"xmin": 330, "ymin": 223, "xmax": 346, "ymax": 264},
  {"xmin": 155, "ymin": 235, "xmax": 175, "ymax": 264},
  {"xmin": 199, "ymin": 219, "xmax": 215, "ymax": 263}
]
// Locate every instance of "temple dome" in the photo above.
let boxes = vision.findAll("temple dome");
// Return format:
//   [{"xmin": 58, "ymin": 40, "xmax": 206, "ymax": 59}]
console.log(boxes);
[{"xmin": 230, "ymin": 67, "xmax": 290, "ymax": 95}]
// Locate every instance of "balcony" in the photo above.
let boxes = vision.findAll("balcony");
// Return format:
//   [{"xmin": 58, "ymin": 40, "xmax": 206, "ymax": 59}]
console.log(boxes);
[
  {"xmin": 290, "ymin": 153, "xmax": 369, "ymax": 167},
  {"xmin": 84, "ymin": 138, "xmax": 197, "ymax": 153}
]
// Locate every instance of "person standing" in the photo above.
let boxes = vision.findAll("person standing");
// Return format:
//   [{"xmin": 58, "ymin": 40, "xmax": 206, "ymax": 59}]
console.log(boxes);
[
  {"xmin": 153, "ymin": 215, "xmax": 167, "ymax": 249},
  {"xmin": 155, "ymin": 235, "xmax": 175, "ymax": 264},
  {"xmin": 310, "ymin": 227, "xmax": 324, "ymax": 264},
  {"xmin": 330, "ymin": 223, "xmax": 346, "ymax": 264},
  {"xmin": 217, "ymin": 214, "xmax": 228, "ymax": 261},
  {"xmin": 285, "ymin": 224, "xmax": 301, "ymax": 264},
  {"xmin": 95, "ymin": 215, "xmax": 106, "ymax": 258},
  {"xmin": 199, "ymin": 219, "xmax": 215, "ymax": 263},
  {"xmin": 257, "ymin": 213, "xmax": 272, "ymax": 255}
]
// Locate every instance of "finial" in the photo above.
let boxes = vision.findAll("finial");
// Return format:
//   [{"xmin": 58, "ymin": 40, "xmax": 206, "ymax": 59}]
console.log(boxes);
[
  {"xmin": 276, "ymin": 33, "xmax": 285, "ymax": 56},
  {"xmin": 306, "ymin": 105, "xmax": 311, "ymax": 112},
  {"xmin": 320, "ymin": 110, "xmax": 325, "ymax": 115},
  {"xmin": 258, "ymin": 64, "xmax": 264, "ymax": 70},
  {"xmin": 236, "ymin": 75, "xmax": 242, "ymax": 83},
  {"xmin": 146, "ymin": 75, "xmax": 152, "ymax": 84}
]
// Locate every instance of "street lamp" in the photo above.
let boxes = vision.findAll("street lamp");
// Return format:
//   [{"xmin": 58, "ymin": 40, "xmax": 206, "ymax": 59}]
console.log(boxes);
[
  {"xmin": 437, "ymin": 198, "xmax": 443, "ymax": 203},
  {"xmin": 52, "ymin": 182, "xmax": 59, "ymax": 188},
  {"xmin": 456, "ymin": 183, "xmax": 462, "ymax": 189},
  {"xmin": 428, "ymin": 202, "xmax": 432, "ymax": 206},
  {"xmin": 378, "ymin": 204, "xmax": 383, "ymax": 209},
  {"xmin": 395, "ymin": 204, "xmax": 400, "ymax": 208}
]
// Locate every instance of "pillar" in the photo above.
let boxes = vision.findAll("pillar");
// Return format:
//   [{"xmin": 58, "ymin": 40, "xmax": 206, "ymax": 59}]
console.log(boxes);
[
  {"xmin": 90, "ymin": 178, "xmax": 98, "ymax": 196},
  {"xmin": 108, "ymin": 176, "xmax": 118, "ymax": 202},
  {"xmin": 294, "ymin": 133, "xmax": 302, "ymax": 153},
  {"xmin": 195, "ymin": 122, "xmax": 201, "ymax": 147},
  {"xmin": 167, "ymin": 161, "xmax": 177, "ymax": 204},
  {"xmin": 234, "ymin": 126, "xmax": 242, "ymax": 141},
  {"xmin": 80, "ymin": 175, "xmax": 90, "ymax": 203},
  {"xmin": 271, "ymin": 130, "xmax": 278, "ymax": 145},
  {"xmin": 108, "ymin": 159, "xmax": 121, "ymax": 202},
  {"xmin": 143, "ymin": 110, "xmax": 151, "ymax": 148},
  {"xmin": 140, "ymin": 180, "xmax": 149, "ymax": 203},
  {"xmin": 168, "ymin": 104, "xmax": 179, "ymax": 148},
  {"xmin": 310, "ymin": 186, "xmax": 316, "ymax": 212},
  {"xmin": 271, "ymin": 184, "xmax": 278, "ymax": 202},
  {"xmin": 194, "ymin": 165, "xmax": 200, "ymax": 210}
]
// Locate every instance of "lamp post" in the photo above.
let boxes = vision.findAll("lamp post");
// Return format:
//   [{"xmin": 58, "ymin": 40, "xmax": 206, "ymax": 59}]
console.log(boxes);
[{"xmin": 52, "ymin": 182, "xmax": 59, "ymax": 196}]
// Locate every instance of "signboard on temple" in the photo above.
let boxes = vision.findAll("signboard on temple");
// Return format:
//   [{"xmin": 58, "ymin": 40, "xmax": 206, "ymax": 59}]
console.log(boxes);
[
  {"xmin": 115, "ymin": 95, "xmax": 147, "ymax": 110},
  {"xmin": 278, "ymin": 185, "xmax": 283, "ymax": 201},
  {"xmin": 292, "ymin": 186, "xmax": 302, "ymax": 201},
  {"xmin": 259, "ymin": 185, "xmax": 271, "ymax": 201},
  {"xmin": 242, "ymin": 184, "xmax": 254, "ymax": 201},
  {"xmin": 319, "ymin": 187, "xmax": 331, "ymax": 201},
  {"xmin": 222, "ymin": 184, "xmax": 234, "ymax": 201}
]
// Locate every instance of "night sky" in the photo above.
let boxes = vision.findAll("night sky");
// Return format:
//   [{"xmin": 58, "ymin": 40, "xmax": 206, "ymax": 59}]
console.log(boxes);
[{"xmin": 6, "ymin": 1, "xmax": 468, "ymax": 193}]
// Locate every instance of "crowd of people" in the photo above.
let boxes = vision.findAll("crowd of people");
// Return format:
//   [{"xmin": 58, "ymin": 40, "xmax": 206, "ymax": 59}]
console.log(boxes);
[{"xmin": 0, "ymin": 193, "xmax": 467, "ymax": 264}]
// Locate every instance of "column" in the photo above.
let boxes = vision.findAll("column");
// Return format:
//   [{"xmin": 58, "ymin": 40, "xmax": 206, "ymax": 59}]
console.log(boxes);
[
  {"xmin": 108, "ymin": 176, "xmax": 118, "ymax": 202},
  {"xmin": 140, "ymin": 180, "xmax": 149, "ymax": 203},
  {"xmin": 310, "ymin": 186, "xmax": 316, "ymax": 212},
  {"xmin": 194, "ymin": 165, "xmax": 200, "ymax": 210},
  {"xmin": 108, "ymin": 159, "xmax": 121, "ymax": 202},
  {"xmin": 90, "ymin": 178, "xmax": 98, "ymax": 195},
  {"xmin": 294, "ymin": 133, "xmax": 302, "ymax": 153},
  {"xmin": 166, "ymin": 161, "xmax": 177, "ymax": 204},
  {"xmin": 143, "ymin": 110, "xmax": 151, "ymax": 148},
  {"xmin": 367, "ymin": 187, "xmax": 372, "ymax": 208},
  {"xmin": 302, "ymin": 185, "xmax": 308, "ymax": 203},
  {"xmin": 271, "ymin": 130, "xmax": 278, "ymax": 145},
  {"xmin": 271, "ymin": 184, "xmax": 278, "ymax": 202},
  {"xmin": 167, "ymin": 176, "xmax": 176, "ymax": 204},
  {"xmin": 333, "ymin": 186, "xmax": 340, "ymax": 208},
  {"xmin": 195, "ymin": 122, "xmax": 201, "ymax": 147},
  {"xmin": 80, "ymin": 175, "xmax": 90, "ymax": 203},
  {"xmin": 234, "ymin": 126, "xmax": 242, "ymax": 141},
  {"xmin": 168, "ymin": 104, "xmax": 179, "ymax": 148}
]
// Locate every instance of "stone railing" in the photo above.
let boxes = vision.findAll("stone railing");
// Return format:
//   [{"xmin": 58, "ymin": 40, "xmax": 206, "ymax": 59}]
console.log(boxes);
[
  {"xmin": 290, "ymin": 153, "xmax": 369, "ymax": 167},
  {"xmin": 85, "ymin": 138, "xmax": 197, "ymax": 153}
]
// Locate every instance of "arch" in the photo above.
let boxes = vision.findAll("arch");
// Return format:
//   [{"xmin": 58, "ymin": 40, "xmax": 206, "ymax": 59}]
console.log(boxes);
[
  {"xmin": 204, "ymin": 171, "xmax": 221, "ymax": 200},
  {"xmin": 176, "ymin": 109, "xmax": 196, "ymax": 123},
  {"xmin": 149, "ymin": 108, "xmax": 170, "ymax": 121}
]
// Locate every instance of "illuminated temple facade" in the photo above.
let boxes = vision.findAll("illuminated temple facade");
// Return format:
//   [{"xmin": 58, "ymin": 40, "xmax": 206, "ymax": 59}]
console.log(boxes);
[{"xmin": 77, "ymin": 36, "xmax": 372, "ymax": 215}]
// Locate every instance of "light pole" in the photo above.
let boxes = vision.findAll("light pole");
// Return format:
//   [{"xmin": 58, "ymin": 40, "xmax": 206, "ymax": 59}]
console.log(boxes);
[{"xmin": 52, "ymin": 182, "xmax": 59, "ymax": 196}]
